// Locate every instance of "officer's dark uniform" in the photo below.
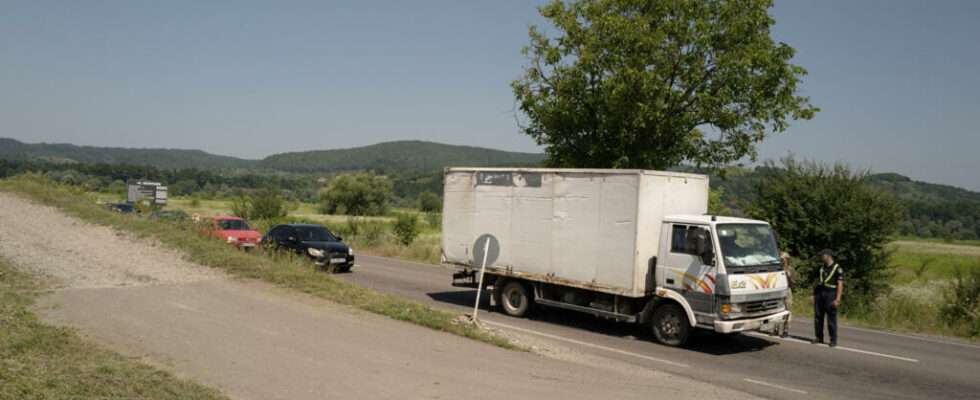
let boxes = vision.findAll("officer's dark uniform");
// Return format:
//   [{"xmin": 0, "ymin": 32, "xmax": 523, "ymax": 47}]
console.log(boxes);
[{"xmin": 813, "ymin": 262, "xmax": 842, "ymax": 345}]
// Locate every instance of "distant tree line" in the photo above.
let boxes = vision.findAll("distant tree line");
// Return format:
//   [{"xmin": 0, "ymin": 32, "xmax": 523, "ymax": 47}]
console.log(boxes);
[
  {"xmin": 4, "ymin": 158, "xmax": 976, "ymax": 240},
  {"xmin": 0, "ymin": 159, "xmax": 444, "ymax": 214}
]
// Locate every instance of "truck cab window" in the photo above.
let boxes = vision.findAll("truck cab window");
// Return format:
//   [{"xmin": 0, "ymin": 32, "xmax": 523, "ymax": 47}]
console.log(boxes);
[{"xmin": 671, "ymin": 225, "xmax": 712, "ymax": 256}]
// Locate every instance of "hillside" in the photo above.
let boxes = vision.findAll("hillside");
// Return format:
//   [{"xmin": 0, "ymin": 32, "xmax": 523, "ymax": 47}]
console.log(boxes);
[
  {"xmin": 0, "ymin": 138, "xmax": 257, "ymax": 170},
  {"xmin": 868, "ymin": 173, "xmax": 980, "ymax": 204},
  {"xmin": 707, "ymin": 168, "xmax": 980, "ymax": 240},
  {"xmin": 259, "ymin": 140, "xmax": 546, "ymax": 173},
  {"xmin": 0, "ymin": 138, "xmax": 545, "ymax": 173}
]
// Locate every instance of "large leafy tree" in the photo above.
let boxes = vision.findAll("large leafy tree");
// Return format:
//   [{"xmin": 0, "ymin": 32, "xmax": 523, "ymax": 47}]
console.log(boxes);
[
  {"xmin": 744, "ymin": 158, "xmax": 905, "ymax": 308},
  {"xmin": 512, "ymin": 0, "xmax": 818, "ymax": 169},
  {"xmin": 318, "ymin": 172, "xmax": 393, "ymax": 216}
]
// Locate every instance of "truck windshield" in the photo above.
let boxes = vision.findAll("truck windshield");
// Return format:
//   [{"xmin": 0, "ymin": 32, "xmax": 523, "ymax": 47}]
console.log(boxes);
[{"xmin": 717, "ymin": 224, "xmax": 780, "ymax": 272}]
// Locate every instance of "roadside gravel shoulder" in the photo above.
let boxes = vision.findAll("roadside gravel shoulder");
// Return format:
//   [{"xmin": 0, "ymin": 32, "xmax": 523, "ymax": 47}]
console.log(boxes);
[{"xmin": 0, "ymin": 192, "xmax": 223, "ymax": 289}]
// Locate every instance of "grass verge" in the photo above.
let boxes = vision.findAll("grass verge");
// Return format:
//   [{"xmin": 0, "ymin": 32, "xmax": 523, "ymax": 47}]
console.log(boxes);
[
  {"xmin": 0, "ymin": 176, "xmax": 513, "ymax": 349},
  {"xmin": 0, "ymin": 259, "xmax": 229, "ymax": 399}
]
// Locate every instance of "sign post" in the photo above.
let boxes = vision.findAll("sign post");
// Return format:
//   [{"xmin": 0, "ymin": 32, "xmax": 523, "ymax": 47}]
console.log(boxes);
[{"xmin": 471, "ymin": 237, "xmax": 491, "ymax": 321}]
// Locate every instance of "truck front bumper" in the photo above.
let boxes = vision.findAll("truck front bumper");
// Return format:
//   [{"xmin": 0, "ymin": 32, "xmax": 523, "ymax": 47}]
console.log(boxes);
[{"xmin": 713, "ymin": 310, "xmax": 790, "ymax": 334}]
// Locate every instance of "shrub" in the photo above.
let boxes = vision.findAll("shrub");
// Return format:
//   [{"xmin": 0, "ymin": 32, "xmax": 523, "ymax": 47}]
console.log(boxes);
[
  {"xmin": 418, "ymin": 191, "xmax": 441, "ymax": 212},
  {"xmin": 425, "ymin": 212, "xmax": 441, "ymax": 230},
  {"xmin": 230, "ymin": 196, "xmax": 252, "ymax": 220},
  {"xmin": 392, "ymin": 213, "xmax": 419, "ymax": 246},
  {"xmin": 744, "ymin": 157, "xmax": 905, "ymax": 310},
  {"xmin": 942, "ymin": 268, "xmax": 980, "ymax": 337},
  {"xmin": 229, "ymin": 192, "xmax": 289, "ymax": 221},
  {"xmin": 318, "ymin": 173, "xmax": 392, "ymax": 216},
  {"xmin": 359, "ymin": 220, "xmax": 390, "ymax": 246},
  {"xmin": 250, "ymin": 192, "xmax": 288, "ymax": 219}
]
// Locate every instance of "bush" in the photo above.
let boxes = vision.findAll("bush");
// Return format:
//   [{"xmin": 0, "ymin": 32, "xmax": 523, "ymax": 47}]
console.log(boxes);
[
  {"xmin": 418, "ymin": 191, "xmax": 441, "ymax": 212},
  {"xmin": 230, "ymin": 196, "xmax": 252, "ymax": 220},
  {"xmin": 942, "ymin": 268, "xmax": 980, "ymax": 337},
  {"xmin": 359, "ymin": 220, "xmax": 390, "ymax": 246},
  {"xmin": 318, "ymin": 173, "xmax": 392, "ymax": 216},
  {"xmin": 392, "ymin": 213, "xmax": 419, "ymax": 246},
  {"xmin": 229, "ymin": 192, "xmax": 289, "ymax": 220},
  {"xmin": 250, "ymin": 192, "xmax": 288, "ymax": 219},
  {"xmin": 744, "ymin": 157, "xmax": 905, "ymax": 310},
  {"xmin": 425, "ymin": 212, "xmax": 441, "ymax": 230}
]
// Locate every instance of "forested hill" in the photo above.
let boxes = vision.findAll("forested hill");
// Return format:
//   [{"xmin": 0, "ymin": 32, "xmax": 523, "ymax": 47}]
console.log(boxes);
[
  {"xmin": 868, "ymin": 173, "xmax": 980, "ymax": 204},
  {"xmin": 0, "ymin": 138, "xmax": 258, "ymax": 170},
  {"xmin": 0, "ymin": 138, "xmax": 545, "ymax": 173},
  {"xmin": 708, "ymin": 168, "xmax": 980, "ymax": 240},
  {"xmin": 258, "ymin": 140, "xmax": 546, "ymax": 173}
]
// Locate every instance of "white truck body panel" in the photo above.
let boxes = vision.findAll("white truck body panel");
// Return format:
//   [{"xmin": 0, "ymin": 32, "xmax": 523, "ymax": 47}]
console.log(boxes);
[{"xmin": 442, "ymin": 168, "xmax": 709, "ymax": 298}]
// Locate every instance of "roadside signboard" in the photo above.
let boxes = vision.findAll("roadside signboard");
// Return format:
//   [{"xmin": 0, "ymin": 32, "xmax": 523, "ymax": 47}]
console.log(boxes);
[{"xmin": 126, "ymin": 180, "xmax": 168, "ymax": 205}]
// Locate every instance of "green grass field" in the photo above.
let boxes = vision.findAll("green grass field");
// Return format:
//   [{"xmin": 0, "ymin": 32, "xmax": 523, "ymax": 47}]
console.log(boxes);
[{"xmin": 889, "ymin": 240, "xmax": 980, "ymax": 285}]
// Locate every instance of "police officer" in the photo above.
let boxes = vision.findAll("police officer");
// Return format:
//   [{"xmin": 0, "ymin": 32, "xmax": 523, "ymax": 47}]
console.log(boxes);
[
  {"xmin": 778, "ymin": 251, "xmax": 796, "ymax": 338},
  {"xmin": 808, "ymin": 249, "xmax": 842, "ymax": 347}
]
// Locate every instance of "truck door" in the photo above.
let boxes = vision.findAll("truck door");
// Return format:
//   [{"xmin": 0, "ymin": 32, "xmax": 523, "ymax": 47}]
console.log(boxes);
[{"xmin": 662, "ymin": 224, "xmax": 717, "ymax": 315}]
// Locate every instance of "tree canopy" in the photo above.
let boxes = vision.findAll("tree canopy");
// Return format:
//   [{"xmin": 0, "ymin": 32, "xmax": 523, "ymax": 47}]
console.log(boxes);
[
  {"xmin": 317, "ymin": 172, "xmax": 393, "ymax": 216},
  {"xmin": 512, "ymin": 0, "xmax": 817, "ymax": 170},
  {"xmin": 744, "ymin": 158, "xmax": 905, "ymax": 307}
]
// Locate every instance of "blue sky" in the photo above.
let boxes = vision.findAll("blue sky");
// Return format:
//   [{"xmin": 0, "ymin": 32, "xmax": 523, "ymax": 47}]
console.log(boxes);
[{"xmin": 1, "ymin": 1, "xmax": 978, "ymax": 190}]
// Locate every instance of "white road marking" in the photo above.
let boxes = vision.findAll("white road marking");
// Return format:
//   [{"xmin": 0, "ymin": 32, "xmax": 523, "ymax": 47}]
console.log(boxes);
[
  {"xmin": 796, "ymin": 319, "xmax": 980, "ymax": 350},
  {"xmin": 746, "ymin": 332, "xmax": 919, "ymax": 363},
  {"xmin": 483, "ymin": 320, "xmax": 690, "ymax": 368},
  {"xmin": 744, "ymin": 378, "xmax": 807, "ymax": 394}
]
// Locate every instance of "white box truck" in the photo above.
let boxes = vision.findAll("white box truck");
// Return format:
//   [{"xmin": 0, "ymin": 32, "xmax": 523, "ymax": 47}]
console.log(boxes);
[{"xmin": 442, "ymin": 168, "xmax": 789, "ymax": 346}]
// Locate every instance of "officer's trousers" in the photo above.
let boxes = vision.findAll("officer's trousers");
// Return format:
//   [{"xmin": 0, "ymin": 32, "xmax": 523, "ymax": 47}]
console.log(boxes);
[{"xmin": 813, "ymin": 289, "xmax": 838, "ymax": 343}]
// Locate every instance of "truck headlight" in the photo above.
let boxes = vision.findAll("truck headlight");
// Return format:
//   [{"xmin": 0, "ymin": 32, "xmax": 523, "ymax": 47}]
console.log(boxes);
[
  {"xmin": 227, "ymin": 236, "xmax": 237, "ymax": 243},
  {"xmin": 721, "ymin": 303, "xmax": 742, "ymax": 314},
  {"xmin": 307, "ymin": 248, "xmax": 324, "ymax": 257}
]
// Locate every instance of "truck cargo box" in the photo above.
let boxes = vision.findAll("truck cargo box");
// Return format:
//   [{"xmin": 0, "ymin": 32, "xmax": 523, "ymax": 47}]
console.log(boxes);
[{"xmin": 442, "ymin": 168, "xmax": 709, "ymax": 298}]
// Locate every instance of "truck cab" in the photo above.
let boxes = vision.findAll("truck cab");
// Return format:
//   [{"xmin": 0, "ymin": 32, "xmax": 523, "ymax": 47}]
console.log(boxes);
[{"xmin": 657, "ymin": 215, "xmax": 789, "ymax": 340}]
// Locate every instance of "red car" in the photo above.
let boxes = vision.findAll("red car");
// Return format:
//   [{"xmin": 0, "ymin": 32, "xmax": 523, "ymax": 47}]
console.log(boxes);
[{"xmin": 199, "ymin": 216, "xmax": 263, "ymax": 249}]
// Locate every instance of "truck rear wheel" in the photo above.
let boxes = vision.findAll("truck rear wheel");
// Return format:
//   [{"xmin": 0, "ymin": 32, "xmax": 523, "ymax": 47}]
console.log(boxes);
[
  {"xmin": 500, "ymin": 280, "xmax": 533, "ymax": 317},
  {"xmin": 651, "ymin": 304, "xmax": 690, "ymax": 346}
]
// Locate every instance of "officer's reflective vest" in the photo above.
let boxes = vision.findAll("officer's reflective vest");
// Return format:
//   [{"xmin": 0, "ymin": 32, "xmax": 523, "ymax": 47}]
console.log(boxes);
[{"xmin": 820, "ymin": 263, "xmax": 839, "ymax": 289}]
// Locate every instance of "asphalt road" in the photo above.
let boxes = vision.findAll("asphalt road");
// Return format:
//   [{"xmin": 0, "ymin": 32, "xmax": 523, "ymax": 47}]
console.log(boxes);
[{"xmin": 336, "ymin": 255, "xmax": 980, "ymax": 400}]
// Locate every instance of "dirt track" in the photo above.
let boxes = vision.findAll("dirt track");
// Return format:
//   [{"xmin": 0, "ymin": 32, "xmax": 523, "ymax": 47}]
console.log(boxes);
[{"xmin": 0, "ymin": 192, "xmax": 755, "ymax": 400}]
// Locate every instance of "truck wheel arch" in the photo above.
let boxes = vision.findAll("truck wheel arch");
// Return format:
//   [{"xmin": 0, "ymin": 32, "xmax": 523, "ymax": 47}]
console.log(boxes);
[{"xmin": 641, "ymin": 288, "xmax": 698, "ymax": 328}]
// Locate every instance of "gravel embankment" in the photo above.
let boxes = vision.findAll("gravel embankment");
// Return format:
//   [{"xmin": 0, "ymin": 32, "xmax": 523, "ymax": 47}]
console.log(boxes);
[{"xmin": 0, "ymin": 192, "xmax": 222, "ymax": 289}]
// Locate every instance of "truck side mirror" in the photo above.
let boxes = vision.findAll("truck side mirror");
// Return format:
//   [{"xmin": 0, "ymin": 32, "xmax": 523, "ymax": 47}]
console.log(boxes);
[
  {"xmin": 700, "ymin": 249, "xmax": 715, "ymax": 266},
  {"xmin": 693, "ymin": 229, "xmax": 714, "ymax": 266}
]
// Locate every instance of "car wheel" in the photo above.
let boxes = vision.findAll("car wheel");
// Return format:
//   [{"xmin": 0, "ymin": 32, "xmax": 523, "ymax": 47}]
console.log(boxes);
[
  {"xmin": 500, "ymin": 280, "xmax": 533, "ymax": 318},
  {"xmin": 651, "ymin": 304, "xmax": 690, "ymax": 346}
]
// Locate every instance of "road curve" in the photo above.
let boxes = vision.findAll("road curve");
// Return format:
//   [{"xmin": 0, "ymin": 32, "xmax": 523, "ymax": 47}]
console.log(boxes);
[{"xmin": 337, "ymin": 254, "xmax": 980, "ymax": 400}]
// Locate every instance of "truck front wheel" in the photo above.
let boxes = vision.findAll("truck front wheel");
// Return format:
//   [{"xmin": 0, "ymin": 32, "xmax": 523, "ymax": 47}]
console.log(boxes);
[
  {"xmin": 651, "ymin": 304, "xmax": 690, "ymax": 346},
  {"xmin": 500, "ymin": 280, "xmax": 533, "ymax": 317}
]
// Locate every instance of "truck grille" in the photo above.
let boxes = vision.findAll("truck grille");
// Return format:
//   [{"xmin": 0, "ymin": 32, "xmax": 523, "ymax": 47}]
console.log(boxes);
[{"xmin": 742, "ymin": 299, "xmax": 782, "ymax": 313}]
